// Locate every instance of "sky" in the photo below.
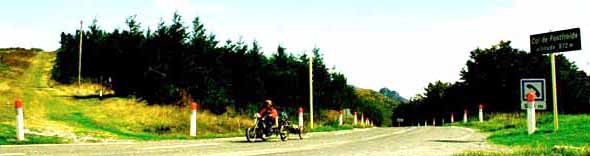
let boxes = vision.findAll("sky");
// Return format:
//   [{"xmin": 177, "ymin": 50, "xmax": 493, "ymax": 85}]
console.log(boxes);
[{"xmin": 1, "ymin": 0, "xmax": 589, "ymax": 98}]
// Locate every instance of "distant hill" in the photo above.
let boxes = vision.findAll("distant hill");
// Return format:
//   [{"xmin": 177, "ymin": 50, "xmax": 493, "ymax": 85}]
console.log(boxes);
[
  {"xmin": 378, "ymin": 88, "xmax": 408, "ymax": 103},
  {"xmin": 354, "ymin": 88, "xmax": 402, "ymax": 126}
]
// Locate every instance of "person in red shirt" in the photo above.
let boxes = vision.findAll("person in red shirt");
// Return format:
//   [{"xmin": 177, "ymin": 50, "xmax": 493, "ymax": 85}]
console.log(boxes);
[{"xmin": 259, "ymin": 100, "xmax": 278, "ymax": 128}]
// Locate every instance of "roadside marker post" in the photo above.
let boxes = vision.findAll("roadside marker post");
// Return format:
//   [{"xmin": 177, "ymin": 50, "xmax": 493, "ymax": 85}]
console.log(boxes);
[
  {"xmin": 424, "ymin": 120, "xmax": 427, "ymax": 127},
  {"xmin": 298, "ymin": 107, "xmax": 304, "ymax": 128},
  {"xmin": 360, "ymin": 113, "xmax": 364, "ymax": 126},
  {"xmin": 463, "ymin": 109, "xmax": 468, "ymax": 123},
  {"xmin": 527, "ymin": 92, "xmax": 536, "ymax": 135},
  {"xmin": 338, "ymin": 110, "xmax": 343, "ymax": 126},
  {"xmin": 479, "ymin": 104, "xmax": 484, "ymax": 123},
  {"xmin": 450, "ymin": 113, "xmax": 454, "ymax": 123},
  {"xmin": 190, "ymin": 102, "xmax": 198, "ymax": 137},
  {"xmin": 353, "ymin": 112, "xmax": 357, "ymax": 125},
  {"xmin": 15, "ymin": 98, "xmax": 25, "ymax": 141},
  {"xmin": 432, "ymin": 117, "xmax": 436, "ymax": 126}
]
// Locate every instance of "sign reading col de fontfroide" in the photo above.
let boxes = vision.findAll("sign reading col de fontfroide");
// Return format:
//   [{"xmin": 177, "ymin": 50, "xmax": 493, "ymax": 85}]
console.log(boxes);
[{"xmin": 530, "ymin": 28, "xmax": 581, "ymax": 54}]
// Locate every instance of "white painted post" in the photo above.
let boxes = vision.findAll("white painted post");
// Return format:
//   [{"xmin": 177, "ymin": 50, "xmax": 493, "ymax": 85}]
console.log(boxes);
[
  {"xmin": 15, "ymin": 98, "xmax": 25, "ymax": 141},
  {"xmin": 479, "ymin": 104, "xmax": 484, "ymax": 123},
  {"xmin": 463, "ymin": 108, "xmax": 468, "ymax": 123},
  {"xmin": 424, "ymin": 120, "xmax": 427, "ymax": 127},
  {"xmin": 360, "ymin": 113, "xmax": 364, "ymax": 126},
  {"xmin": 450, "ymin": 113, "xmax": 455, "ymax": 123},
  {"xmin": 432, "ymin": 117, "xmax": 436, "ymax": 126},
  {"xmin": 338, "ymin": 110, "xmax": 343, "ymax": 126},
  {"xmin": 353, "ymin": 112, "xmax": 357, "ymax": 125},
  {"xmin": 190, "ymin": 102, "xmax": 197, "ymax": 137},
  {"xmin": 298, "ymin": 107, "xmax": 304, "ymax": 128},
  {"xmin": 526, "ymin": 92, "xmax": 536, "ymax": 135}
]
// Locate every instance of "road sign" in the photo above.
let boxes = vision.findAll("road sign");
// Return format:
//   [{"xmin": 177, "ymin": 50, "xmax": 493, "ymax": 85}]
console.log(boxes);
[
  {"xmin": 530, "ymin": 28, "xmax": 581, "ymax": 54},
  {"xmin": 520, "ymin": 79, "xmax": 546, "ymax": 110}
]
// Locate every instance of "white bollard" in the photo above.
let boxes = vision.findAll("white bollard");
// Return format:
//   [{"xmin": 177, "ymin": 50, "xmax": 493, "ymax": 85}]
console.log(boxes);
[
  {"xmin": 479, "ymin": 104, "xmax": 484, "ymax": 123},
  {"xmin": 298, "ymin": 107, "xmax": 304, "ymax": 128},
  {"xmin": 527, "ymin": 101, "xmax": 536, "ymax": 135},
  {"xmin": 338, "ymin": 110, "xmax": 343, "ymax": 126},
  {"xmin": 424, "ymin": 120, "xmax": 427, "ymax": 127},
  {"xmin": 15, "ymin": 98, "xmax": 25, "ymax": 141},
  {"xmin": 526, "ymin": 92, "xmax": 536, "ymax": 135},
  {"xmin": 353, "ymin": 112, "xmax": 357, "ymax": 125},
  {"xmin": 463, "ymin": 109, "xmax": 468, "ymax": 123},
  {"xmin": 432, "ymin": 118, "xmax": 436, "ymax": 126},
  {"xmin": 450, "ymin": 113, "xmax": 454, "ymax": 123},
  {"xmin": 361, "ymin": 114, "xmax": 365, "ymax": 126},
  {"xmin": 190, "ymin": 102, "xmax": 197, "ymax": 137}
]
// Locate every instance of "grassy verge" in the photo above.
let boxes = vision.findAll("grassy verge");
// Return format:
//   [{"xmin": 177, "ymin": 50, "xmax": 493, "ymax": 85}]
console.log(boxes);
[
  {"xmin": 0, "ymin": 124, "xmax": 69, "ymax": 145},
  {"xmin": 452, "ymin": 113, "xmax": 590, "ymax": 155},
  {"xmin": 0, "ymin": 52, "xmax": 359, "ymax": 144}
]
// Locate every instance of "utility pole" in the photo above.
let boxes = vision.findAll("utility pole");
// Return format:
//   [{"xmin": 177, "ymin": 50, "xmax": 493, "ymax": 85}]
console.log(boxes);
[
  {"xmin": 309, "ymin": 54, "xmax": 314, "ymax": 129},
  {"xmin": 78, "ymin": 20, "xmax": 83, "ymax": 87}
]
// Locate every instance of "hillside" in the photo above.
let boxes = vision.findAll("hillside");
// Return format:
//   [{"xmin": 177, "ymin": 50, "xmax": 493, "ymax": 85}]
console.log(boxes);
[
  {"xmin": 354, "ymin": 88, "xmax": 402, "ymax": 126},
  {"xmin": 0, "ymin": 49, "xmax": 367, "ymax": 144},
  {"xmin": 0, "ymin": 50, "xmax": 254, "ymax": 144}
]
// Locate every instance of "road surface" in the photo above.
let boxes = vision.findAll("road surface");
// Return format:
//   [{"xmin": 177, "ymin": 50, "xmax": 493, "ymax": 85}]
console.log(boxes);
[{"xmin": 0, "ymin": 127, "xmax": 500, "ymax": 156}]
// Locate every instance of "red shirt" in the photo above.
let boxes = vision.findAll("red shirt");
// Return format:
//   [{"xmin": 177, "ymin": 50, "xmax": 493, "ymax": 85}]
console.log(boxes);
[{"xmin": 259, "ymin": 106, "xmax": 278, "ymax": 119}]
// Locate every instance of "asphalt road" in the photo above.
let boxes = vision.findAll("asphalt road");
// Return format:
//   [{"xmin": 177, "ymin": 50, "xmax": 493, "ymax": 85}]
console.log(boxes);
[{"xmin": 0, "ymin": 127, "xmax": 499, "ymax": 156}]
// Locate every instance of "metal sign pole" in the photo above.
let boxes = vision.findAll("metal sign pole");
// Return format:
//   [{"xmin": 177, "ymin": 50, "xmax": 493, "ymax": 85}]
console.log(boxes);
[{"xmin": 550, "ymin": 53, "xmax": 559, "ymax": 131}]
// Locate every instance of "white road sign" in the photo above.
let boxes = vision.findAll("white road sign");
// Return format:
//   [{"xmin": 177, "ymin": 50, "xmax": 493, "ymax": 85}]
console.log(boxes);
[{"xmin": 520, "ymin": 79, "xmax": 546, "ymax": 110}]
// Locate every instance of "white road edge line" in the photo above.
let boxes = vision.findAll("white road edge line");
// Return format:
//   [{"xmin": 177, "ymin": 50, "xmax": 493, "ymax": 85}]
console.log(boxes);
[
  {"xmin": 0, "ymin": 142, "xmax": 135, "ymax": 148},
  {"xmin": 0, "ymin": 153, "xmax": 26, "ymax": 156},
  {"xmin": 142, "ymin": 143, "xmax": 220, "ymax": 150}
]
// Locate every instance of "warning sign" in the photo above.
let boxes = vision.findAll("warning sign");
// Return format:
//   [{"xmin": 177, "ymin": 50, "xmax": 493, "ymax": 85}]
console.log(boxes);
[{"xmin": 520, "ymin": 79, "xmax": 546, "ymax": 110}]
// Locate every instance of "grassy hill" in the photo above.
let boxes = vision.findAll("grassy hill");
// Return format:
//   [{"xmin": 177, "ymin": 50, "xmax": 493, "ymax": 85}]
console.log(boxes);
[
  {"xmin": 354, "ymin": 88, "xmax": 401, "ymax": 126},
  {"xmin": 0, "ymin": 49, "xmax": 364, "ymax": 145},
  {"xmin": 0, "ymin": 50, "xmax": 254, "ymax": 144}
]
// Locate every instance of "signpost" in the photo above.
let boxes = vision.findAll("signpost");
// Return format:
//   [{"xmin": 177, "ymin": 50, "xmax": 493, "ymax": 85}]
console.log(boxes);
[
  {"xmin": 520, "ymin": 79, "xmax": 546, "ymax": 110},
  {"xmin": 530, "ymin": 28, "xmax": 581, "ymax": 131}
]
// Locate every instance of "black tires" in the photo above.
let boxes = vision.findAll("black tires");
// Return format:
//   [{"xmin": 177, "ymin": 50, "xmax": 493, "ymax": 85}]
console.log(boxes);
[{"xmin": 245, "ymin": 128, "xmax": 256, "ymax": 142}]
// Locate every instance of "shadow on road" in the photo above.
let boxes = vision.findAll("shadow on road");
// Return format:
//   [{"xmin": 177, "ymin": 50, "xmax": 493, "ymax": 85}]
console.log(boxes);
[{"xmin": 429, "ymin": 139, "xmax": 483, "ymax": 143}]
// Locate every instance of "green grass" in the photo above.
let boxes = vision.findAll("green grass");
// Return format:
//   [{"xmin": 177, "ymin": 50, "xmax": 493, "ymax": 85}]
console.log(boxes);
[
  {"xmin": 0, "ymin": 124, "xmax": 69, "ymax": 145},
  {"xmin": 453, "ymin": 113, "xmax": 590, "ymax": 155},
  {"xmin": 0, "ymin": 52, "xmax": 358, "ymax": 144}
]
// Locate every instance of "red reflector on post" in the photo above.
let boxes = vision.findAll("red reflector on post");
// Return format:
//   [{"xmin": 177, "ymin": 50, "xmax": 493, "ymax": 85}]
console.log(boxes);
[
  {"xmin": 15, "ymin": 98, "xmax": 23, "ymax": 109},
  {"xmin": 191, "ymin": 102, "xmax": 198, "ymax": 111}
]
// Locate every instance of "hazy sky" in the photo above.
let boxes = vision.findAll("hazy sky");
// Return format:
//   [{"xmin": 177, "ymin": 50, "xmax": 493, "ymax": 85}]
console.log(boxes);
[{"xmin": 1, "ymin": 0, "xmax": 589, "ymax": 98}]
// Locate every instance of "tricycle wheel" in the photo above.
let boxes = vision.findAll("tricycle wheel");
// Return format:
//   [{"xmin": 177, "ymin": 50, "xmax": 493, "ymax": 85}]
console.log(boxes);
[
  {"xmin": 245, "ymin": 128, "xmax": 256, "ymax": 142},
  {"xmin": 280, "ymin": 126, "xmax": 289, "ymax": 141}
]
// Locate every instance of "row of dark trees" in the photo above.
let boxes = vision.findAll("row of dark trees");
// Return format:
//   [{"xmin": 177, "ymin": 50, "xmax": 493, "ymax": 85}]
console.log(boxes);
[
  {"xmin": 52, "ymin": 13, "xmax": 368, "ymax": 118},
  {"xmin": 393, "ymin": 41, "xmax": 590, "ymax": 125}
]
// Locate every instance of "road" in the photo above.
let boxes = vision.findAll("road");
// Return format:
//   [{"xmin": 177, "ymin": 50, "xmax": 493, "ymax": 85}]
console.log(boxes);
[{"xmin": 0, "ymin": 127, "xmax": 500, "ymax": 156}]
